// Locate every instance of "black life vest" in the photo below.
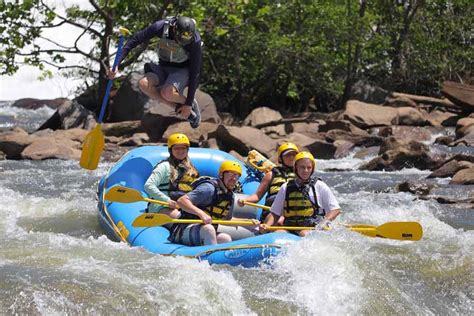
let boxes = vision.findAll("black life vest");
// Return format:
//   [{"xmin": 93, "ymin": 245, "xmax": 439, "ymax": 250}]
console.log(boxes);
[
  {"xmin": 265, "ymin": 166, "xmax": 296, "ymax": 206},
  {"xmin": 182, "ymin": 176, "xmax": 234, "ymax": 220},
  {"xmin": 158, "ymin": 17, "xmax": 190, "ymax": 64},
  {"xmin": 283, "ymin": 177, "xmax": 325, "ymax": 226}
]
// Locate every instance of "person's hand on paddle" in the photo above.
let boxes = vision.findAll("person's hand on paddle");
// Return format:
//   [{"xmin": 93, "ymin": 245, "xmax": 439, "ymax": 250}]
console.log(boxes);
[
  {"xmin": 315, "ymin": 219, "xmax": 331, "ymax": 231},
  {"xmin": 176, "ymin": 104, "xmax": 192, "ymax": 119},
  {"xmin": 259, "ymin": 223, "xmax": 269, "ymax": 233},
  {"xmin": 168, "ymin": 200, "xmax": 178, "ymax": 210},
  {"xmin": 200, "ymin": 213, "xmax": 213, "ymax": 225},
  {"xmin": 250, "ymin": 219, "xmax": 260, "ymax": 225},
  {"xmin": 237, "ymin": 199, "xmax": 246, "ymax": 207},
  {"xmin": 106, "ymin": 67, "xmax": 118, "ymax": 80}
]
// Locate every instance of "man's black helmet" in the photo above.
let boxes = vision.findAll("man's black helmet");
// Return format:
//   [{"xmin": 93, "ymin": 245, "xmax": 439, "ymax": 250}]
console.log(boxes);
[{"xmin": 175, "ymin": 16, "xmax": 195, "ymax": 45}]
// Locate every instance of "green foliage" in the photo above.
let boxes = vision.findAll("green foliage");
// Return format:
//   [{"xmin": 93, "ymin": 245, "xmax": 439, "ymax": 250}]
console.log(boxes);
[{"xmin": 0, "ymin": 0, "xmax": 472, "ymax": 115}]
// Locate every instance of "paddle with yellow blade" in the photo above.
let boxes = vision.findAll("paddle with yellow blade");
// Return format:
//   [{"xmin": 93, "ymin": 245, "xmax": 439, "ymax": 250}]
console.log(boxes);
[
  {"xmin": 242, "ymin": 201, "xmax": 423, "ymax": 241},
  {"xmin": 264, "ymin": 222, "xmax": 422, "ymax": 241},
  {"xmin": 104, "ymin": 186, "xmax": 258, "ymax": 228},
  {"xmin": 132, "ymin": 214, "xmax": 258, "ymax": 228},
  {"xmin": 79, "ymin": 27, "xmax": 131, "ymax": 170},
  {"xmin": 105, "ymin": 185, "xmax": 169, "ymax": 206}
]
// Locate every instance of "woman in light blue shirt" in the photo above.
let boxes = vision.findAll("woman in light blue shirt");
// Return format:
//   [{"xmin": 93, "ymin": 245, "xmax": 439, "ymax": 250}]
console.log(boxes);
[{"xmin": 144, "ymin": 133, "xmax": 199, "ymax": 219}]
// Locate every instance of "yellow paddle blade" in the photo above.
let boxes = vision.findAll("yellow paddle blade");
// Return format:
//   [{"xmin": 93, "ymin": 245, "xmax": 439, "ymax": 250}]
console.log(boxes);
[
  {"xmin": 105, "ymin": 186, "xmax": 145, "ymax": 203},
  {"xmin": 376, "ymin": 221, "xmax": 423, "ymax": 241},
  {"xmin": 132, "ymin": 213, "xmax": 257, "ymax": 228},
  {"xmin": 105, "ymin": 186, "xmax": 170, "ymax": 206},
  {"xmin": 119, "ymin": 27, "xmax": 131, "ymax": 36},
  {"xmin": 80, "ymin": 124, "xmax": 105, "ymax": 170}
]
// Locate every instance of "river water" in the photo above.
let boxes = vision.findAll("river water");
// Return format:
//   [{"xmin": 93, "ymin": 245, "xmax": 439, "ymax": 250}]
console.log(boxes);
[{"xmin": 0, "ymin": 101, "xmax": 472, "ymax": 314}]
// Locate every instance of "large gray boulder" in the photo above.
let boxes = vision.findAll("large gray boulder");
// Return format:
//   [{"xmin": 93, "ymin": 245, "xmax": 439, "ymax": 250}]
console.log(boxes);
[
  {"xmin": 0, "ymin": 128, "xmax": 36, "ymax": 159},
  {"xmin": 360, "ymin": 138, "xmax": 444, "ymax": 171},
  {"xmin": 442, "ymin": 81, "xmax": 474, "ymax": 112},
  {"xmin": 243, "ymin": 107, "xmax": 285, "ymax": 136},
  {"xmin": 216, "ymin": 125, "xmax": 278, "ymax": 157},
  {"xmin": 12, "ymin": 98, "xmax": 69, "ymax": 110},
  {"xmin": 163, "ymin": 121, "xmax": 219, "ymax": 146},
  {"xmin": 21, "ymin": 129, "xmax": 87, "ymax": 160},
  {"xmin": 450, "ymin": 167, "xmax": 474, "ymax": 185},
  {"xmin": 38, "ymin": 99, "xmax": 96, "ymax": 131},
  {"xmin": 341, "ymin": 101, "xmax": 398, "ymax": 128},
  {"xmin": 341, "ymin": 100, "xmax": 428, "ymax": 129},
  {"xmin": 109, "ymin": 72, "xmax": 221, "ymax": 124}
]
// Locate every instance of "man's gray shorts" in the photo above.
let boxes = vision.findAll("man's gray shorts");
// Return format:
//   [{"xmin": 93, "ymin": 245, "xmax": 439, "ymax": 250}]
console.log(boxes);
[{"xmin": 144, "ymin": 63, "xmax": 189, "ymax": 96}]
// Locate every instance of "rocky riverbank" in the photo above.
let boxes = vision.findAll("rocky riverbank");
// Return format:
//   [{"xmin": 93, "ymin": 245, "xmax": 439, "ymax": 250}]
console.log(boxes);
[{"xmin": 1, "ymin": 76, "xmax": 473, "ymax": 207}]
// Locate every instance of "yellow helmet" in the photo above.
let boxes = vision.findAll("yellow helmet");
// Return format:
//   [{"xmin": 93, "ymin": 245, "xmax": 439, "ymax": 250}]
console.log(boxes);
[
  {"xmin": 167, "ymin": 133, "xmax": 190, "ymax": 147},
  {"xmin": 277, "ymin": 142, "xmax": 299, "ymax": 157},
  {"xmin": 294, "ymin": 151, "xmax": 316, "ymax": 169},
  {"xmin": 219, "ymin": 160, "xmax": 242, "ymax": 176}
]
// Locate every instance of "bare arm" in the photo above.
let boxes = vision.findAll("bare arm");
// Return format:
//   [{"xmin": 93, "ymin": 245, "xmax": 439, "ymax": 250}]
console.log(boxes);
[
  {"xmin": 239, "ymin": 171, "xmax": 272, "ymax": 206},
  {"xmin": 177, "ymin": 194, "xmax": 212, "ymax": 224},
  {"xmin": 325, "ymin": 209, "xmax": 341, "ymax": 221}
]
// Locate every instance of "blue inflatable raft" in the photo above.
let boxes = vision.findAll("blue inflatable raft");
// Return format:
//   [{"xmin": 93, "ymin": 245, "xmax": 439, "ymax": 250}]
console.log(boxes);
[{"xmin": 97, "ymin": 146, "xmax": 300, "ymax": 267}]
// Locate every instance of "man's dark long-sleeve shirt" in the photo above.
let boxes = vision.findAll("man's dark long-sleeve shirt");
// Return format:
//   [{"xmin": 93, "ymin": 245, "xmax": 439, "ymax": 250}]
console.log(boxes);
[{"xmin": 119, "ymin": 20, "xmax": 202, "ymax": 106}]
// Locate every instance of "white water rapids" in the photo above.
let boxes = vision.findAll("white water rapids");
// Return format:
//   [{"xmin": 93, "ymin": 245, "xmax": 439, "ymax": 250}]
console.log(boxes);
[{"xmin": 0, "ymin": 101, "xmax": 472, "ymax": 314}]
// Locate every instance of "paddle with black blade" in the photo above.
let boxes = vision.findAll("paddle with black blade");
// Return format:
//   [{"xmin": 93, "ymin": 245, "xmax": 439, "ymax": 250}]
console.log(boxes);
[
  {"xmin": 80, "ymin": 27, "xmax": 131, "ymax": 170},
  {"xmin": 242, "ymin": 201, "xmax": 423, "ymax": 241}
]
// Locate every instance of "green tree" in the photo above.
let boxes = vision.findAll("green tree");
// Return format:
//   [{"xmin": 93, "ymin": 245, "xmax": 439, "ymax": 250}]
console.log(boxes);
[
  {"xmin": 0, "ymin": 0, "xmax": 179, "ymax": 108},
  {"xmin": 1, "ymin": 0, "xmax": 472, "ymax": 118}
]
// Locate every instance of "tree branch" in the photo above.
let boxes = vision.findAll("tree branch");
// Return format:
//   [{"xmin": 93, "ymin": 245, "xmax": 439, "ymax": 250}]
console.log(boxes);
[
  {"xmin": 89, "ymin": 0, "xmax": 112, "ymax": 27},
  {"xmin": 39, "ymin": 0, "xmax": 102, "ymax": 38}
]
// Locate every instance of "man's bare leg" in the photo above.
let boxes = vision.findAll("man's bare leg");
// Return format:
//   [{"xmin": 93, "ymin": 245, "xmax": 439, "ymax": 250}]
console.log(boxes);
[
  {"xmin": 137, "ymin": 73, "xmax": 176, "ymax": 108},
  {"xmin": 138, "ymin": 73, "xmax": 200, "ymax": 128},
  {"xmin": 160, "ymin": 84, "xmax": 192, "ymax": 119}
]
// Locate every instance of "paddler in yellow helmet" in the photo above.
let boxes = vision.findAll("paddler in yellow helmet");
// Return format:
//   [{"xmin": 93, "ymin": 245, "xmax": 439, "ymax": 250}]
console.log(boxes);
[
  {"xmin": 144, "ymin": 133, "xmax": 199, "ymax": 219},
  {"xmin": 170, "ymin": 160, "xmax": 259, "ymax": 246},
  {"xmin": 239, "ymin": 142, "xmax": 299, "ymax": 221},
  {"xmin": 259, "ymin": 151, "xmax": 341, "ymax": 237}
]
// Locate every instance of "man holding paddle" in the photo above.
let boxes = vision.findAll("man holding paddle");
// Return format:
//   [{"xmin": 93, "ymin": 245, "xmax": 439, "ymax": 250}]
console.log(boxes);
[
  {"xmin": 108, "ymin": 16, "xmax": 202, "ymax": 128},
  {"xmin": 260, "ymin": 151, "xmax": 341, "ymax": 237},
  {"xmin": 169, "ymin": 160, "xmax": 259, "ymax": 246}
]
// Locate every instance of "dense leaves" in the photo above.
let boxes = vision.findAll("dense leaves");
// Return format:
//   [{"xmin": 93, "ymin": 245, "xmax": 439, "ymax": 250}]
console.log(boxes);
[{"xmin": 1, "ymin": 0, "xmax": 472, "ymax": 117}]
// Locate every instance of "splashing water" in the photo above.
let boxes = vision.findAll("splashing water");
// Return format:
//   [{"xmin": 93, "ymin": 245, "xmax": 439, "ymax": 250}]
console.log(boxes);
[{"xmin": 0, "ymin": 102, "xmax": 472, "ymax": 314}]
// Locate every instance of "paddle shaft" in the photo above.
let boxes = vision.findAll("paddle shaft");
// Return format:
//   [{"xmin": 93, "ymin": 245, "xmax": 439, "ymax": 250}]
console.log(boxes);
[
  {"xmin": 242, "ymin": 201, "xmax": 421, "ymax": 240},
  {"xmin": 157, "ymin": 218, "xmax": 256, "ymax": 226},
  {"xmin": 132, "ymin": 213, "xmax": 256, "ymax": 227},
  {"xmin": 97, "ymin": 35, "xmax": 125, "ymax": 123},
  {"xmin": 143, "ymin": 197, "xmax": 169, "ymax": 207},
  {"xmin": 264, "ymin": 225, "xmax": 374, "ymax": 232},
  {"xmin": 243, "ymin": 201, "xmax": 270, "ymax": 210}
]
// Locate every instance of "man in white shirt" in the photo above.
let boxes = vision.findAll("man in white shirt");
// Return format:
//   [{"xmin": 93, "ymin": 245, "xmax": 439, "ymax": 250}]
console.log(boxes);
[{"xmin": 260, "ymin": 151, "xmax": 341, "ymax": 237}]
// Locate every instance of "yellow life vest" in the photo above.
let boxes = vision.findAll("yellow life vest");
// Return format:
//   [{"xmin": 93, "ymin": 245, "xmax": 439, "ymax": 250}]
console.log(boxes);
[
  {"xmin": 169, "ymin": 168, "xmax": 198, "ymax": 199},
  {"xmin": 154, "ymin": 159, "xmax": 199, "ymax": 200},
  {"xmin": 265, "ymin": 166, "xmax": 296, "ymax": 205},
  {"xmin": 283, "ymin": 179, "xmax": 324, "ymax": 226},
  {"xmin": 189, "ymin": 177, "xmax": 233, "ymax": 220}
]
